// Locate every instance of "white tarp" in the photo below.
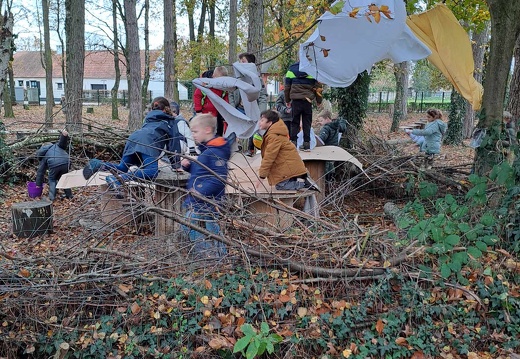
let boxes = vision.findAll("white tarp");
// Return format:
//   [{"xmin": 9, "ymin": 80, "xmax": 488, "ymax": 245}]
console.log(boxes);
[
  {"xmin": 299, "ymin": 0, "xmax": 431, "ymax": 87},
  {"xmin": 192, "ymin": 62, "xmax": 262, "ymax": 138}
]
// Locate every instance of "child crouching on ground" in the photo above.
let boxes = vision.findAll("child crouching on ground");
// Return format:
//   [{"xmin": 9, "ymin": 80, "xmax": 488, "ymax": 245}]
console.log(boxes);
[
  {"xmin": 181, "ymin": 114, "xmax": 231, "ymax": 259},
  {"xmin": 256, "ymin": 109, "xmax": 319, "ymax": 192}
]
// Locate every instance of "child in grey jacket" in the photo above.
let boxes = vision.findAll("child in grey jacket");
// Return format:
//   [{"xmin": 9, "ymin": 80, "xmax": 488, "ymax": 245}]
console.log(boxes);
[{"xmin": 407, "ymin": 109, "xmax": 447, "ymax": 168}]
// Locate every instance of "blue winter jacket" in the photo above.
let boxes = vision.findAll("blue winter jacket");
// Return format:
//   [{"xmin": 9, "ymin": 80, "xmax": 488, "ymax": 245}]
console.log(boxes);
[
  {"xmin": 183, "ymin": 136, "xmax": 231, "ymax": 212},
  {"xmin": 411, "ymin": 119, "xmax": 447, "ymax": 154},
  {"xmin": 125, "ymin": 110, "xmax": 183, "ymax": 167}
]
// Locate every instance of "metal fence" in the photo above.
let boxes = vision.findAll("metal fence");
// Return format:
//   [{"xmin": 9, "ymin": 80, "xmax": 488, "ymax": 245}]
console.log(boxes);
[{"xmin": 367, "ymin": 91, "xmax": 452, "ymax": 113}]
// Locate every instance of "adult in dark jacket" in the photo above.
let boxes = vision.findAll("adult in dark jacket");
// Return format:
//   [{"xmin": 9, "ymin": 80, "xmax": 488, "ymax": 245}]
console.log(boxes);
[
  {"xmin": 284, "ymin": 61, "xmax": 323, "ymax": 150},
  {"xmin": 82, "ymin": 97, "xmax": 183, "ymax": 187},
  {"xmin": 36, "ymin": 129, "xmax": 73, "ymax": 201}
]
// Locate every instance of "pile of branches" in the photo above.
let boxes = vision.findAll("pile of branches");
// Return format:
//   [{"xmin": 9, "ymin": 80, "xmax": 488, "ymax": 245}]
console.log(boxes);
[{"xmin": 0, "ymin": 123, "xmax": 473, "ymax": 355}]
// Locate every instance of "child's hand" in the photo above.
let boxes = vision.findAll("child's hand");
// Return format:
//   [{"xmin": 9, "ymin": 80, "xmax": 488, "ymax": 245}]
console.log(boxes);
[
  {"xmin": 405, "ymin": 129, "xmax": 412, "ymax": 134},
  {"xmin": 62, "ymin": 129, "xmax": 68, "ymax": 136},
  {"xmin": 181, "ymin": 158, "xmax": 191, "ymax": 168}
]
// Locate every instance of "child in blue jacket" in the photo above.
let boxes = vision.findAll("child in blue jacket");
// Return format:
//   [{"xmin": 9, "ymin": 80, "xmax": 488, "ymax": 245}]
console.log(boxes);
[
  {"xmin": 82, "ymin": 97, "xmax": 184, "ymax": 187},
  {"xmin": 181, "ymin": 113, "xmax": 231, "ymax": 259}
]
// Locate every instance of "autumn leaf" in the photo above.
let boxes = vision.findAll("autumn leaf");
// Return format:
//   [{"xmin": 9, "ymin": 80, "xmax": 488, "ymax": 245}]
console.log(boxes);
[
  {"xmin": 380, "ymin": 4, "xmax": 393, "ymax": 19},
  {"xmin": 130, "ymin": 302, "xmax": 141, "ymax": 314},
  {"xmin": 329, "ymin": 1, "xmax": 345, "ymax": 15},
  {"xmin": 342, "ymin": 348, "xmax": 352, "ymax": 357},
  {"xmin": 410, "ymin": 351, "xmax": 426, "ymax": 359},
  {"xmin": 200, "ymin": 295, "xmax": 209, "ymax": 305},
  {"xmin": 375, "ymin": 318, "xmax": 384, "ymax": 335},
  {"xmin": 349, "ymin": 7, "xmax": 361, "ymax": 18},
  {"xmin": 322, "ymin": 49, "xmax": 331, "ymax": 57},
  {"xmin": 297, "ymin": 307, "xmax": 308, "ymax": 318},
  {"xmin": 18, "ymin": 268, "xmax": 30, "ymax": 278},
  {"xmin": 395, "ymin": 337, "xmax": 407, "ymax": 346},
  {"xmin": 373, "ymin": 11, "xmax": 381, "ymax": 23},
  {"xmin": 320, "ymin": 35, "xmax": 326, "ymax": 41}
]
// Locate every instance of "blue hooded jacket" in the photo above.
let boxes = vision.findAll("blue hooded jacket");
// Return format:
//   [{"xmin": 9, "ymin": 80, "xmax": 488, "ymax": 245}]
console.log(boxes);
[
  {"xmin": 183, "ymin": 136, "xmax": 231, "ymax": 212},
  {"xmin": 124, "ymin": 110, "xmax": 183, "ymax": 167}
]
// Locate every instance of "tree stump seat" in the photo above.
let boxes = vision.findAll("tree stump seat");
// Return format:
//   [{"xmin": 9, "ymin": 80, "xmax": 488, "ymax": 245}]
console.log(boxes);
[
  {"xmin": 11, "ymin": 200, "xmax": 53, "ymax": 238},
  {"xmin": 153, "ymin": 170, "xmax": 190, "ymax": 237}
]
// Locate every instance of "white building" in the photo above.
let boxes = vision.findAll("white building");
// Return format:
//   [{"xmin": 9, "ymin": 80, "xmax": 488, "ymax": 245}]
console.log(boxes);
[{"xmin": 12, "ymin": 50, "xmax": 188, "ymax": 103}]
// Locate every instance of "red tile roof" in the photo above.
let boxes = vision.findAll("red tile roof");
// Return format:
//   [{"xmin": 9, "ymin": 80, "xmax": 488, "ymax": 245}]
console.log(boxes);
[{"xmin": 13, "ymin": 50, "xmax": 161, "ymax": 79}]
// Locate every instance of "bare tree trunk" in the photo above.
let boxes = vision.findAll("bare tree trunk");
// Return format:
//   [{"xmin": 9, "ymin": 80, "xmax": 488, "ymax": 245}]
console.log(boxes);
[
  {"xmin": 475, "ymin": 0, "xmax": 520, "ymax": 175},
  {"xmin": 228, "ymin": 0, "xmax": 237, "ymax": 66},
  {"xmin": 208, "ymin": 0, "xmax": 216, "ymax": 67},
  {"xmin": 64, "ymin": 0, "xmax": 85, "ymax": 133},
  {"xmin": 0, "ymin": 3, "xmax": 14, "ymax": 111},
  {"xmin": 247, "ymin": 0, "xmax": 264, "ymax": 66},
  {"xmin": 464, "ymin": 24, "xmax": 489, "ymax": 138},
  {"xmin": 3, "ymin": 60, "xmax": 14, "ymax": 117},
  {"xmin": 192, "ymin": 0, "xmax": 207, "ymax": 75},
  {"xmin": 507, "ymin": 33, "xmax": 520, "ymax": 119},
  {"xmin": 56, "ymin": 0, "xmax": 66, "ymax": 89},
  {"xmin": 124, "ymin": 0, "xmax": 143, "ymax": 131},
  {"xmin": 43, "ymin": 0, "xmax": 54, "ymax": 128},
  {"xmin": 111, "ymin": 0, "xmax": 120, "ymax": 120},
  {"xmin": 141, "ymin": 0, "xmax": 150, "ymax": 109},
  {"xmin": 164, "ymin": 0, "xmax": 175, "ymax": 100},
  {"xmin": 390, "ymin": 61, "xmax": 408, "ymax": 132}
]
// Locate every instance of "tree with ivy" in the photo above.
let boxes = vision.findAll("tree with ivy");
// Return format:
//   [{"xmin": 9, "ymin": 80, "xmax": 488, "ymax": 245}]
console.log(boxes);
[
  {"xmin": 474, "ymin": 0, "xmax": 520, "ymax": 175},
  {"xmin": 328, "ymin": 71, "xmax": 370, "ymax": 148},
  {"xmin": 443, "ymin": 89, "xmax": 465, "ymax": 145}
]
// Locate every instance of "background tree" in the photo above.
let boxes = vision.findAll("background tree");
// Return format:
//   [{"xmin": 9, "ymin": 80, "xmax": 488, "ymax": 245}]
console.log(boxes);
[
  {"xmin": 390, "ymin": 61, "xmax": 408, "ymax": 132},
  {"xmin": 141, "ymin": 0, "xmax": 151, "ymax": 109},
  {"xmin": 42, "ymin": 0, "xmax": 54, "ymax": 128},
  {"xmin": 228, "ymin": 0, "xmax": 237, "ymax": 65},
  {"xmin": 123, "ymin": 0, "xmax": 143, "ymax": 131},
  {"xmin": 64, "ymin": 0, "xmax": 85, "ymax": 132},
  {"xmin": 444, "ymin": 89, "xmax": 465, "ymax": 145},
  {"xmin": 507, "ymin": 34, "xmax": 520, "ymax": 120},
  {"xmin": 164, "ymin": 0, "xmax": 178, "ymax": 101},
  {"xmin": 474, "ymin": 0, "xmax": 520, "ymax": 175},
  {"xmin": 330, "ymin": 71, "xmax": 370, "ymax": 133},
  {"xmin": 247, "ymin": 0, "xmax": 264, "ymax": 65},
  {"xmin": 0, "ymin": 0, "xmax": 14, "ymax": 115},
  {"xmin": 464, "ymin": 24, "xmax": 489, "ymax": 138},
  {"xmin": 111, "ymin": 0, "xmax": 121, "ymax": 120}
]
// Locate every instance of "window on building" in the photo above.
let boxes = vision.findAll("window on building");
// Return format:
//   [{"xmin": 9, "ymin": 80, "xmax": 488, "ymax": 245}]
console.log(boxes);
[
  {"xmin": 91, "ymin": 84, "xmax": 107, "ymax": 90},
  {"xmin": 18, "ymin": 80, "xmax": 23, "ymax": 86},
  {"xmin": 57, "ymin": 83, "xmax": 63, "ymax": 90}
]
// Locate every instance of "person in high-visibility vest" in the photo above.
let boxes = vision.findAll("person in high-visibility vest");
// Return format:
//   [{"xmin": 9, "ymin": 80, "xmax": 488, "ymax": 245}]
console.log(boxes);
[{"xmin": 284, "ymin": 62, "xmax": 323, "ymax": 151}]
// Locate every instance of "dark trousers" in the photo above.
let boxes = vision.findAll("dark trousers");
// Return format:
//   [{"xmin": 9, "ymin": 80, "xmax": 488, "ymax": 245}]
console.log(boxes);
[
  {"xmin": 48, "ymin": 164, "xmax": 72, "ymax": 200},
  {"xmin": 216, "ymin": 113, "xmax": 226, "ymax": 136},
  {"xmin": 290, "ymin": 99, "xmax": 313, "ymax": 143}
]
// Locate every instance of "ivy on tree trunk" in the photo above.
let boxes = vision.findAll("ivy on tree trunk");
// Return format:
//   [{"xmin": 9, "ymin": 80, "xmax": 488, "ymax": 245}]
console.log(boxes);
[
  {"xmin": 444, "ymin": 89, "xmax": 465, "ymax": 145},
  {"xmin": 329, "ymin": 71, "xmax": 370, "ymax": 149}
]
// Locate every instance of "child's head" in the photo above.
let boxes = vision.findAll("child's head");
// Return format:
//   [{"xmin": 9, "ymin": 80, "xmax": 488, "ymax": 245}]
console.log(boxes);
[
  {"xmin": 258, "ymin": 110, "xmax": 280, "ymax": 131},
  {"xmin": 317, "ymin": 110, "xmax": 333, "ymax": 126},
  {"xmin": 238, "ymin": 52, "xmax": 256, "ymax": 64},
  {"xmin": 503, "ymin": 111, "xmax": 513, "ymax": 124},
  {"xmin": 151, "ymin": 97, "xmax": 172, "ymax": 115},
  {"xmin": 426, "ymin": 108, "xmax": 442, "ymax": 121},
  {"xmin": 212, "ymin": 66, "xmax": 228, "ymax": 78},
  {"xmin": 190, "ymin": 114, "xmax": 217, "ymax": 143}
]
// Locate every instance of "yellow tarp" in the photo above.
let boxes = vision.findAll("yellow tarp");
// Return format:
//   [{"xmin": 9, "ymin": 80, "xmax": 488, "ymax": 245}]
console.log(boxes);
[{"xmin": 407, "ymin": 4, "xmax": 483, "ymax": 110}]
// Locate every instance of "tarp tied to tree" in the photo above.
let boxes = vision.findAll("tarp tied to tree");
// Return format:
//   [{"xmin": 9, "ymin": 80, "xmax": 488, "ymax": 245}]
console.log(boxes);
[
  {"xmin": 299, "ymin": 1, "xmax": 483, "ymax": 112},
  {"xmin": 298, "ymin": 0, "xmax": 431, "ymax": 87}
]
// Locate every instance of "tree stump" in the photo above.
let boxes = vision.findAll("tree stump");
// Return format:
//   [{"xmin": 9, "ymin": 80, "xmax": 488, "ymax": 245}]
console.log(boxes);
[{"xmin": 11, "ymin": 200, "xmax": 53, "ymax": 238}]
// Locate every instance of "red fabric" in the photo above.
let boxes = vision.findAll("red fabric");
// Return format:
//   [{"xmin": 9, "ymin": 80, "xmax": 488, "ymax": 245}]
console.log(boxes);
[{"xmin": 193, "ymin": 88, "xmax": 229, "ymax": 117}]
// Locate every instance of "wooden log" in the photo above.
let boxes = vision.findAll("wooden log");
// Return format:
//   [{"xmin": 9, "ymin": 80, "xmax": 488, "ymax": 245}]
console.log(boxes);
[
  {"xmin": 11, "ymin": 200, "xmax": 53, "ymax": 238},
  {"xmin": 154, "ymin": 170, "xmax": 190, "ymax": 236}
]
